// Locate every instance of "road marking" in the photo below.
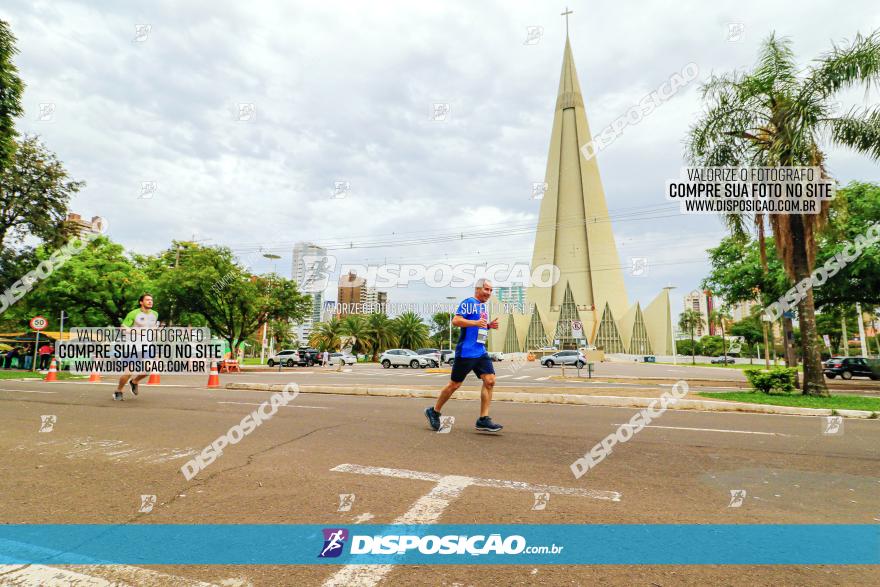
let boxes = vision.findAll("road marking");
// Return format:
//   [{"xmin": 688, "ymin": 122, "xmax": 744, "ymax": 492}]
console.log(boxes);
[
  {"xmin": 495, "ymin": 375, "xmax": 512, "ymax": 379},
  {"xmin": 216, "ymin": 401, "xmax": 328, "ymax": 410},
  {"xmin": 535, "ymin": 376, "xmax": 550, "ymax": 381},
  {"xmin": 612, "ymin": 424, "xmax": 790, "ymax": 436},
  {"xmin": 0, "ymin": 388, "xmax": 57, "ymax": 394},
  {"xmin": 324, "ymin": 464, "xmax": 618, "ymax": 587},
  {"xmin": 513, "ymin": 376, "xmax": 530, "ymax": 380}
]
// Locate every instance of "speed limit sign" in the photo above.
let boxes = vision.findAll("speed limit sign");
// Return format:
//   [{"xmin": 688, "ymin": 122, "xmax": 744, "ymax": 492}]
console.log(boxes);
[{"xmin": 29, "ymin": 316, "xmax": 48, "ymax": 331}]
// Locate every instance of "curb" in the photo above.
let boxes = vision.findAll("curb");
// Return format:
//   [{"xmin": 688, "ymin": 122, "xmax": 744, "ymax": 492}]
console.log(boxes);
[{"xmin": 225, "ymin": 383, "xmax": 880, "ymax": 419}]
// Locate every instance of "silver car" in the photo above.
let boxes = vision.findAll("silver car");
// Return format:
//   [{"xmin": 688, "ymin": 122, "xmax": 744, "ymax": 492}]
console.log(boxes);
[
  {"xmin": 540, "ymin": 350, "xmax": 587, "ymax": 368},
  {"xmin": 380, "ymin": 349, "xmax": 429, "ymax": 369}
]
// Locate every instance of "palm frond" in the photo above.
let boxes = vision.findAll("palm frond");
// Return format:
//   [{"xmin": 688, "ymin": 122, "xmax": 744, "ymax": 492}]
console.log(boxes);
[
  {"xmin": 802, "ymin": 31, "xmax": 880, "ymax": 100},
  {"xmin": 821, "ymin": 105, "xmax": 880, "ymax": 161}
]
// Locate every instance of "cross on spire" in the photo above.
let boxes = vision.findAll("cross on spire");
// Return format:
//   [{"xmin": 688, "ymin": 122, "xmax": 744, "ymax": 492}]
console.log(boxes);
[{"xmin": 561, "ymin": 7, "xmax": 573, "ymax": 37}]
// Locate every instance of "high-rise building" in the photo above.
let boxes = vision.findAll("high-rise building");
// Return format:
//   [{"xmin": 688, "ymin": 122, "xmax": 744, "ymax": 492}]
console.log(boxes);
[
  {"xmin": 683, "ymin": 290, "xmax": 714, "ymax": 338},
  {"xmin": 490, "ymin": 29, "xmax": 673, "ymax": 355},
  {"xmin": 291, "ymin": 241, "xmax": 329, "ymax": 342},
  {"xmin": 337, "ymin": 271, "xmax": 366, "ymax": 316}
]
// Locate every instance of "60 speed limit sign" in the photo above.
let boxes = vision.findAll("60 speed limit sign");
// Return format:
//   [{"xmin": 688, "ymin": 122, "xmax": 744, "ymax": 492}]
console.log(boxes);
[{"xmin": 29, "ymin": 316, "xmax": 48, "ymax": 331}]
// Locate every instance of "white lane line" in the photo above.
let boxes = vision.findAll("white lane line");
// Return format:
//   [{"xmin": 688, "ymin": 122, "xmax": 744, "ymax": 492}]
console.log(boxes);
[
  {"xmin": 512, "ymin": 376, "xmax": 530, "ymax": 380},
  {"xmin": 330, "ymin": 463, "xmax": 620, "ymax": 501},
  {"xmin": 495, "ymin": 375, "xmax": 512, "ymax": 379},
  {"xmin": 216, "ymin": 401, "xmax": 329, "ymax": 410},
  {"xmin": 324, "ymin": 464, "xmax": 619, "ymax": 587},
  {"xmin": 0, "ymin": 388, "xmax": 57, "ymax": 394},
  {"xmin": 322, "ymin": 475, "xmax": 472, "ymax": 587},
  {"xmin": 535, "ymin": 376, "xmax": 550, "ymax": 381},
  {"xmin": 612, "ymin": 424, "xmax": 790, "ymax": 436}
]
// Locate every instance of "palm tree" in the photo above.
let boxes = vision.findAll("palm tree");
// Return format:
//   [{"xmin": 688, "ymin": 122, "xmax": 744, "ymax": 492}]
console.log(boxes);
[
  {"xmin": 678, "ymin": 309, "xmax": 705, "ymax": 365},
  {"xmin": 365, "ymin": 313, "xmax": 397, "ymax": 362},
  {"xmin": 309, "ymin": 317, "xmax": 344, "ymax": 352},
  {"xmin": 709, "ymin": 307, "xmax": 732, "ymax": 362},
  {"xmin": 340, "ymin": 314, "xmax": 372, "ymax": 356},
  {"xmin": 686, "ymin": 31, "xmax": 880, "ymax": 396},
  {"xmin": 393, "ymin": 311, "xmax": 430, "ymax": 350}
]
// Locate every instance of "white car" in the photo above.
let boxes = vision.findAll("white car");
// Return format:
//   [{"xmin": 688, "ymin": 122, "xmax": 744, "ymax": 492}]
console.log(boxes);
[
  {"xmin": 267, "ymin": 349, "xmax": 300, "ymax": 367},
  {"xmin": 329, "ymin": 352, "xmax": 356, "ymax": 366},
  {"xmin": 380, "ymin": 349, "xmax": 429, "ymax": 369}
]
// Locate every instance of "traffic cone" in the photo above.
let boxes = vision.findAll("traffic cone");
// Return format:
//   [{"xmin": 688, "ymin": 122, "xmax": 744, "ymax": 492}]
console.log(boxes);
[
  {"xmin": 44, "ymin": 359, "xmax": 58, "ymax": 382},
  {"xmin": 206, "ymin": 361, "xmax": 220, "ymax": 389},
  {"xmin": 147, "ymin": 372, "xmax": 161, "ymax": 385},
  {"xmin": 88, "ymin": 370, "xmax": 102, "ymax": 383}
]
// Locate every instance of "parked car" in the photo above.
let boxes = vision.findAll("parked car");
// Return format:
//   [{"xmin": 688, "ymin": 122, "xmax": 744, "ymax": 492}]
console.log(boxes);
[
  {"xmin": 440, "ymin": 349, "xmax": 455, "ymax": 364},
  {"xmin": 416, "ymin": 348, "xmax": 442, "ymax": 368},
  {"xmin": 824, "ymin": 356, "xmax": 878, "ymax": 380},
  {"xmin": 267, "ymin": 349, "xmax": 300, "ymax": 367},
  {"xmin": 328, "ymin": 352, "xmax": 356, "ymax": 366},
  {"xmin": 711, "ymin": 356, "xmax": 736, "ymax": 364},
  {"xmin": 380, "ymin": 349, "xmax": 429, "ymax": 369},
  {"xmin": 540, "ymin": 350, "xmax": 587, "ymax": 368},
  {"xmin": 297, "ymin": 348, "xmax": 321, "ymax": 366},
  {"xmin": 488, "ymin": 352, "xmax": 504, "ymax": 362}
]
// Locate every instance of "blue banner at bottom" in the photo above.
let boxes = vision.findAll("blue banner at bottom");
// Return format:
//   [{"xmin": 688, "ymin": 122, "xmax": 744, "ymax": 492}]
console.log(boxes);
[{"xmin": 0, "ymin": 525, "xmax": 877, "ymax": 565}]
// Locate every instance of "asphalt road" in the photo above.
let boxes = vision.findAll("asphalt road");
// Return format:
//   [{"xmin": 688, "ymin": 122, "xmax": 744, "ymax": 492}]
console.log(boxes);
[{"xmin": 1, "ymin": 377, "xmax": 878, "ymax": 586}]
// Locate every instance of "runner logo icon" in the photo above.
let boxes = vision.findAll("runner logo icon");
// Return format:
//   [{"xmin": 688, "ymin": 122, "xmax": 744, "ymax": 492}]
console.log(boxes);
[{"xmin": 319, "ymin": 528, "xmax": 349, "ymax": 558}]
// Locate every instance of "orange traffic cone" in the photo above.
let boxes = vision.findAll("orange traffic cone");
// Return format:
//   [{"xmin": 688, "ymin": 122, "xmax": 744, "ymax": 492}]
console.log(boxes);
[
  {"xmin": 206, "ymin": 361, "xmax": 220, "ymax": 389},
  {"xmin": 88, "ymin": 370, "xmax": 102, "ymax": 383},
  {"xmin": 147, "ymin": 372, "xmax": 161, "ymax": 385},
  {"xmin": 44, "ymin": 359, "xmax": 58, "ymax": 382}
]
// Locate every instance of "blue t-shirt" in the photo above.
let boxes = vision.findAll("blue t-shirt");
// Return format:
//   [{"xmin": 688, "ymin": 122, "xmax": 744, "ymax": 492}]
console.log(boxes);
[{"xmin": 455, "ymin": 297, "xmax": 489, "ymax": 359}]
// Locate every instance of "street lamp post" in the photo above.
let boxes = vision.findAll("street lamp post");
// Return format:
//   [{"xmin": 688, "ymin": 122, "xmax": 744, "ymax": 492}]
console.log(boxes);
[{"xmin": 446, "ymin": 296, "xmax": 457, "ymax": 351}]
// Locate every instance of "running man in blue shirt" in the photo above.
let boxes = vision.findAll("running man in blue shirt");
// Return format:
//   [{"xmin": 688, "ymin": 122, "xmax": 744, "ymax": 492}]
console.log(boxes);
[{"xmin": 425, "ymin": 278, "xmax": 502, "ymax": 432}]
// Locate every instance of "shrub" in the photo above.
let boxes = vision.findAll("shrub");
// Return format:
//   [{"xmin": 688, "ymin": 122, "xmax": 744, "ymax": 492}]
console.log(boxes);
[{"xmin": 744, "ymin": 367, "xmax": 798, "ymax": 394}]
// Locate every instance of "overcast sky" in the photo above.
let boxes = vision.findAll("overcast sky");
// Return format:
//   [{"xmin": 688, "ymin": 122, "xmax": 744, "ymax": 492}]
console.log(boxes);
[{"xmin": 4, "ymin": 0, "xmax": 880, "ymax": 314}]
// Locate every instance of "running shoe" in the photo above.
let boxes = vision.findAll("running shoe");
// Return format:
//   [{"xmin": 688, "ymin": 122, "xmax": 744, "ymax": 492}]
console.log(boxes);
[
  {"xmin": 475, "ymin": 416, "xmax": 503, "ymax": 432},
  {"xmin": 424, "ymin": 407, "xmax": 441, "ymax": 431},
  {"xmin": 129, "ymin": 380, "xmax": 139, "ymax": 396},
  {"xmin": 113, "ymin": 391, "xmax": 124, "ymax": 401}
]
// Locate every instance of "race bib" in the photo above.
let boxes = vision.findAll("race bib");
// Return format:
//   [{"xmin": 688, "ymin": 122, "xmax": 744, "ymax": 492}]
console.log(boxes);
[{"xmin": 476, "ymin": 328, "xmax": 488, "ymax": 345}]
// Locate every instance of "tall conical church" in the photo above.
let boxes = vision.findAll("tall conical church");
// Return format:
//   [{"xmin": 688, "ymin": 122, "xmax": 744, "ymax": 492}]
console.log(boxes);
[{"xmin": 491, "ymin": 33, "xmax": 674, "ymax": 355}]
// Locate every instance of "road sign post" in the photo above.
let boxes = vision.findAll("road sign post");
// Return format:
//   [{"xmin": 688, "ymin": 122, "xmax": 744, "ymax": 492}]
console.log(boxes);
[{"xmin": 29, "ymin": 316, "xmax": 48, "ymax": 372}]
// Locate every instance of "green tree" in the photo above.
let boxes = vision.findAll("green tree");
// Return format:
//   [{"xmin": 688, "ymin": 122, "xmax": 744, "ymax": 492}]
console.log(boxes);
[
  {"xmin": 11, "ymin": 236, "xmax": 151, "ymax": 327},
  {"xmin": 687, "ymin": 31, "xmax": 880, "ymax": 396},
  {"xmin": 310, "ymin": 317, "xmax": 344, "ymax": 352},
  {"xmin": 156, "ymin": 245, "xmax": 310, "ymax": 353},
  {"xmin": 393, "ymin": 311, "xmax": 429, "ymax": 350},
  {"xmin": 430, "ymin": 311, "xmax": 453, "ymax": 349},
  {"xmin": 0, "ymin": 20, "xmax": 24, "ymax": 171},
  {"xmin": 340, "ymin": 314, "xmax": 372, "ymax": 355},
  {"xmin": 709, "ymin": 307, "xmax": 732, "ymax": 359},
  {"xmin": 0, "ymin": 136, "xmax": 84, "ymax": 251},
  {"xmin": 365, "ymin": 312, "xmax": 397, "ymax": 361},
  {"xmin": 678, "ymin": 309, "xmax": 704, "ymax": 365}
]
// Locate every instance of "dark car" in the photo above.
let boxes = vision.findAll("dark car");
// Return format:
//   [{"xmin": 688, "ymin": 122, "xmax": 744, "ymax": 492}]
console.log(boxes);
[
  {"xmin": 711, "ymin": 356, "xmax": 736, "ymax": 364},
  {"xmin": 296, "ymin": 348, "xmax": 321, "ymax": 367},
  {"xmin": 824, "ymin": 356, "xmax": 878, "ymax": 380}
]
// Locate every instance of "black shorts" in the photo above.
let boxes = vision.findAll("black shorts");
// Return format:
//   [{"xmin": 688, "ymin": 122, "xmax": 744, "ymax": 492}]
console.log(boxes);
[{"xmin": 451, "ymin": 354, "xmax": 495, "ymax": 383}]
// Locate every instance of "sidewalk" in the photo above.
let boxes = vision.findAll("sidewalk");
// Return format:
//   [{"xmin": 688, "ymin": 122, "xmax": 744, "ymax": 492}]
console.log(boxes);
[{"xmin": 226, "ymin": 382, "xmax": 880, "ymax": 420}]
